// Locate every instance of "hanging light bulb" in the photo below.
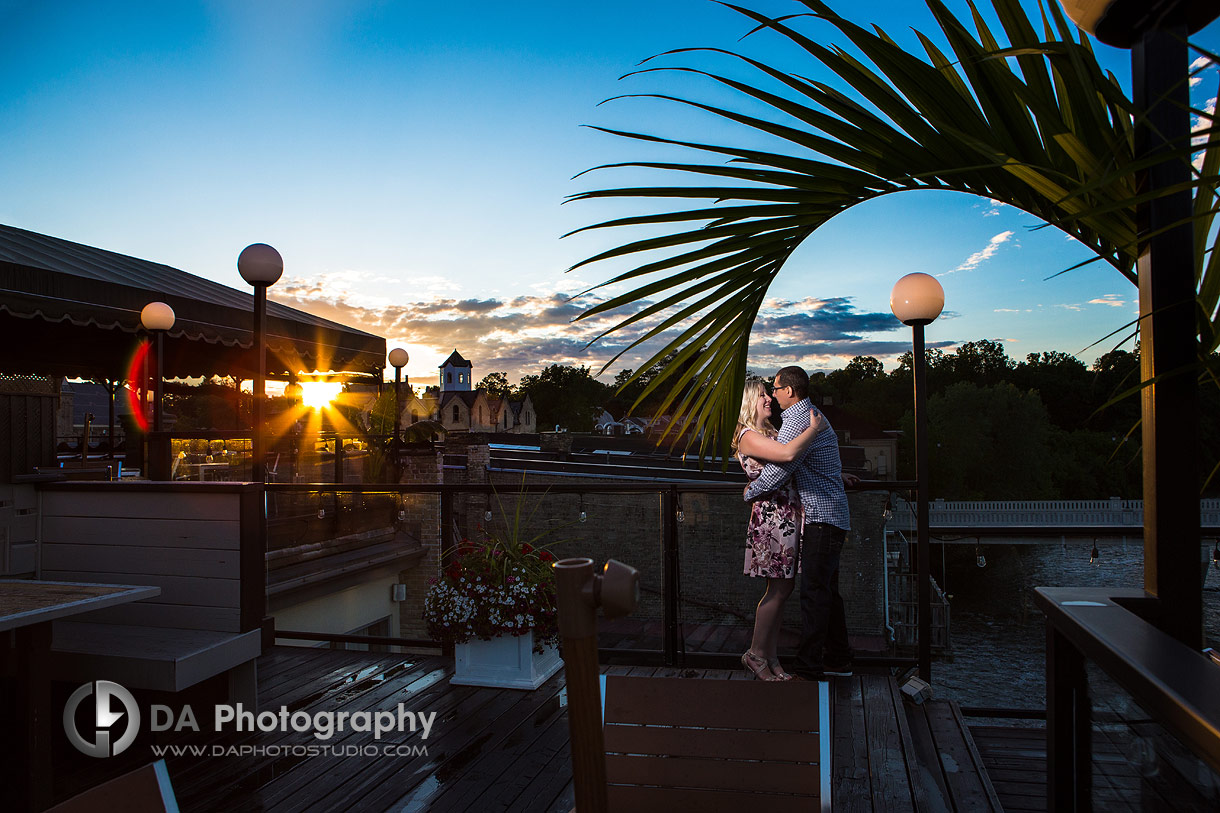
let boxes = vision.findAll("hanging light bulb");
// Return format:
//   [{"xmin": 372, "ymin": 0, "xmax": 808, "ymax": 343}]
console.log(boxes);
[
  {"xmin": 579, "ymin": 510, "xmax": 587, "ymax": 523},
  {"xmin": 976, "ymin": 553, "xmax": 987, "ymax": 568},
  {"xmin": 484, "ymin": 509, "xmax": 492, "ymax": 522},
  {"xmin": 1212, "ymin": 541, "xmax": 1220, "ymax": 569},
  {"xmin": 1090, "ymin": 542, "xmax": 1101, "ymax": 565},
  {"xmin": 398, "ymin": 509, "xmax": 406, "ymax": 521},
  {"xmin": 318, "ymin": 508, "xmax": 326, "ymax": 519}
]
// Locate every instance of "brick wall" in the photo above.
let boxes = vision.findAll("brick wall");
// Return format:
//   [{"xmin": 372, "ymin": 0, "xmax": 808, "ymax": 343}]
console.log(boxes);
[{"xmin": 396, "ymin": 444, "xmax": 443, "ymax": 639}]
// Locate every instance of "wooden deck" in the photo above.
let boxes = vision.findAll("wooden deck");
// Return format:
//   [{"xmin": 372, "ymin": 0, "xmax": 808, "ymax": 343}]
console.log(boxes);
[{"xmin": 50, "ymin": 646, "xmax": 1036, "ymax": 812}]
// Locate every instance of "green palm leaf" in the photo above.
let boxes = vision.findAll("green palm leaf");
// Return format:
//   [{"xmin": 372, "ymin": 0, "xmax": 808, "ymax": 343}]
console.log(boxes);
[{"xmin": 570, "ymin": 0, "xmax": 1219, "ymax": 462}]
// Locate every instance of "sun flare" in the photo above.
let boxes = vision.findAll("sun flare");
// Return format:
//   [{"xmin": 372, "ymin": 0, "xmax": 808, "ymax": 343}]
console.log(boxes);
[{"xmin": 300, "ymin": 382, "xmax": 342, "ymax": 410}]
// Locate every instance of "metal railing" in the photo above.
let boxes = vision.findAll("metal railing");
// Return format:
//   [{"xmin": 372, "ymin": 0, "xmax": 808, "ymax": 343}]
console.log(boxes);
[
  {"xmin": 1035, "ymin": 586, "xmax": 1220, "ymax": 810},
  {"xmin": 262, "ymin": 481, "xmax": 913, "ymax": 671}
]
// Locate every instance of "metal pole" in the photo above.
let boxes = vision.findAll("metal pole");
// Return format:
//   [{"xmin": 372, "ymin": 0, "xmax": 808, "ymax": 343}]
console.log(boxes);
[
  {"xmin": 1133, "ymin": 21, "xmax": 1201, "ymax": 648},
  {"xmin": 394, "ymin": 366, "xmax": 403, "ymax": 442},
  {"xmin": 554, "ymin": 558, "xmax": 608, "ymax": 813},
  {"xmin": 662, "ymin": 486, "xmax": 681, "ymax": 667},
  {"xmin": 153, "ymin": 330, "xmax": 165, "ymax": 434},
  {"xmin": 914, "ymin": 323, "xmax": 932, "ymax": 682},
  {"xmin": 253, "ymin": 284, "xmax": 267, "ymax": 483}
]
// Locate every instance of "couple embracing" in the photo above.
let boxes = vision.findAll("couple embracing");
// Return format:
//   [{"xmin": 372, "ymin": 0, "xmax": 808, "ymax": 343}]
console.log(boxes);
[{"xmin": 732, "ymin": 366, "xmax": 857, "ymax": 681}]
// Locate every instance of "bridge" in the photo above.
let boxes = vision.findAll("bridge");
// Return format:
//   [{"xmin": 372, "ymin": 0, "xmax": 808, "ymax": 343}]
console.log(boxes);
[{"xmin": 885, "ymin": 497, "xmax": 1220, "ymax": 543}]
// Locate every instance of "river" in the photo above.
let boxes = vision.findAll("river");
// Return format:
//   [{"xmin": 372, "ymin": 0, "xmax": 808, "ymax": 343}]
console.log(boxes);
[{"xmin": 932, "ymin": 538, "xmax": 1220, "ymax": 712}]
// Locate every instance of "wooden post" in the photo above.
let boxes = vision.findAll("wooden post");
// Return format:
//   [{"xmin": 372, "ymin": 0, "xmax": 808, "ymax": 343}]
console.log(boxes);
[
  {"xmin": 555, "ymin": 558, "xmax": 608, "ymax": 813},
  {"xmin": 1133, "ymin": 21, "xmax": 1202, "ymax": 649}
]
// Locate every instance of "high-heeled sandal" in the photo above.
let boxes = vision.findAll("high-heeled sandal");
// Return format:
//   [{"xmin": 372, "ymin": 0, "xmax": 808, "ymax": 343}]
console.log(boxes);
[
  {"xmin": 741, "ymin": 649, "xmax": 779, "ymax": 681},
  {"xmin": 767, "ymin": 657, "xmax": 795, "ymax": 681}
]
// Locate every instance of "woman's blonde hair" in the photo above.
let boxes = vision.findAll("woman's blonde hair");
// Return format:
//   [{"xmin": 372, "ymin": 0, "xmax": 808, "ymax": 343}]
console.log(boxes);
[{"xmin": 731, "ymin": 379, "xmax": 776, "ymax": 453}]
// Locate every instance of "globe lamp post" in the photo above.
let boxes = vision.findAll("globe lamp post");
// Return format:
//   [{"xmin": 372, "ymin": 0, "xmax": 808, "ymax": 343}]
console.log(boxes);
[
  {"xmin": 140, "ymin": 301, "xmax": 175, "ymax": 479},
  {"xmin": 890, "ymin": 272, "xmax": 944, "ymax": 683},
  {"xmin": 238, "ymin": 243, "xmax": 283, "ymax": 483}
]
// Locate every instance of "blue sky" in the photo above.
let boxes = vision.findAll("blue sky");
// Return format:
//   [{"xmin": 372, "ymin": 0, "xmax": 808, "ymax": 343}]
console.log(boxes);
[{"xmin": 2, "ymin": 1, "xmax": 1216, "ymax": 384}]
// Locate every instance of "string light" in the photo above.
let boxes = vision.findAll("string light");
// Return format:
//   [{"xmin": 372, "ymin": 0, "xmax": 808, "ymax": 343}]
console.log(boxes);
[
  {"xmin": 579, "ymin": 494, "xmax": 587, "ymax": 523},
  {"xmin": 975, "ymin": 541, "xmax": 986, "ymax": 568},
  {"xmin": 484, "ymin": 509, "xmax": 493, "ymax": 522},
  {"xmin": 1090, "ymin": 540, "xmax": 1101, "ymax": 565},
  {"xmin": 1211, "ymin": 540, "xmax": 1219, "ymax": 569},
  {"xmin": 676, "ymin": 495, "xmax": 685, "ymax": 524}
]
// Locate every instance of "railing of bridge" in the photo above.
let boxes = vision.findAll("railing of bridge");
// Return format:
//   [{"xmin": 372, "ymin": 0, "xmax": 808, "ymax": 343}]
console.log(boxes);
[{"xmin": 888, "ymin": 497, "xmax": 1220, "ymax": 531}]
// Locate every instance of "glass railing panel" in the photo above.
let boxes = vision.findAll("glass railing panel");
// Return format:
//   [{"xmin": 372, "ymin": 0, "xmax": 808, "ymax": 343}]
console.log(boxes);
[
  {"xmin": 267, "ymin": 486, "xmax": 432, "ymax": 653},
  {"xmin": 933, "ymin": 534, "xmax": 1148, "ymax": 712},
  {"xmin": 466, "ymin": 483, "xmax": 665, "ymax": 655},
  {"xmin": 1086, "ymin": 661, "xmax": 1220, "ymax": 810},
  {"xmin": 672, "ymin": 487, "xmax": 892, "ymax": 664}
]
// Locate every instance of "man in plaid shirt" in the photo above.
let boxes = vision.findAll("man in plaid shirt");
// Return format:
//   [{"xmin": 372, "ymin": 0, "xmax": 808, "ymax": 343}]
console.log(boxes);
[{"xmin": 744, "ymin": 365, "xmax": 856, "ymax": 677}]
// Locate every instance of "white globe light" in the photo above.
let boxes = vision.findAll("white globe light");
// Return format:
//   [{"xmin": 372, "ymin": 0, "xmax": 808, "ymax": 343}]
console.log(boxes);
[
  {"xmin": 237, "ymin": 243, "xmax": 284, "ymax": 286},
  {"xmin": 388, "ymin": 348, "xmax": 409, "ymax": 368},
  {"xmin": 890, "ymin": 273, "xmax": 945, "ymax": 326},
  {"xmin": 140, "ymin": 301, "xmax": 176, "ymax": 331}
]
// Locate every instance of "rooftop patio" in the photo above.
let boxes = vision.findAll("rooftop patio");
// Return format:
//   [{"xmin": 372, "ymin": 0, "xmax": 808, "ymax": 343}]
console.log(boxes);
[{"xmin": 50, "ymin": 645, "xmax": 1026, "ymax": 812}]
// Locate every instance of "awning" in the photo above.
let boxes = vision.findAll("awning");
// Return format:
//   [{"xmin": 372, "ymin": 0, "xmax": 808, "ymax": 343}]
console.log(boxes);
[{"xmin": 0, "ymin": 224, "xmax": 386, "ymax": 381}]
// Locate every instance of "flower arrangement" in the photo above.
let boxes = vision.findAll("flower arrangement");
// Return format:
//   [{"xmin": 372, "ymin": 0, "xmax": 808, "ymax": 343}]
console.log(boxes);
[{"xmin": 423, "ymin": 488, "xmax": 565, "ymax": 652}]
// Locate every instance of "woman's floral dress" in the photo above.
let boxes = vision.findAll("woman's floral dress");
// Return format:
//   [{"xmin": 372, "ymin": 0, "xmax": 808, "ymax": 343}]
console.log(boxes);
[{"xmin": 738, "ymin": 428, "xmax": 802, "ymax": 579}]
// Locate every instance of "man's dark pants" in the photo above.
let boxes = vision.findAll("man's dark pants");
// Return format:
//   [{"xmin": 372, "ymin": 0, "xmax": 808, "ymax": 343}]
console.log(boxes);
[{"xmin": 797, "ymin": 521, "xmax": 851, "ymax": 669}]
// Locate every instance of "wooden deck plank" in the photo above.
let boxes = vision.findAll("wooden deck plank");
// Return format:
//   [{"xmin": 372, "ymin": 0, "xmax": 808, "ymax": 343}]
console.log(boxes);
[
  {"xmin": 902, "ymin": 704, "xmax": 954, "ymax": 813},
  {"xmin": 970, "ymin": 724, "xmax": 1047, "ymax": 813},
  {"xmin": 862, "ymin": 676, "xmax": 916, "ymax": 812},
  {"xmin": 263, "ymin": 680, "xmax": 504, "ymax": 813},
  {"xmin": 177, "ymin": 660, "xmax": 458, "ymax": 811},
  {"xmin": 923, "ymin": 702, "xmax": 1002, "ymax": 812},
  {"xmin": 353, "ymin": 671, "xmax": 570, "ymax": 813},
  {"xmin": 832, "ymin": 676, "xmax": 873, "ymax": 813},
  {"xmin": 169, "ymin": 660, "xmax": 440, "ymax": 798}
]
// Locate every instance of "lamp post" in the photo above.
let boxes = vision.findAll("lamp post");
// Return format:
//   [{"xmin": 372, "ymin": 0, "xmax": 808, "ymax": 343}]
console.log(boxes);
[
  {"xmin": 388, "ymin": 348, "xmax": 409, "ymax": 483},
  {"xmin": 388, "ymin": 348, "xmax": 409, "ymax": 443},
  {"xmin": 140, "ymin": 301, "xmax": 175, "ymax": 479},
  {"xmin": 1058, "ymin": 0, "xmax": 1218, "ymax": 648},
  {"xmin": 238, "ymin": 243, "xmax": 284, "ymax": 483},
  {"xmin": 890, "ymin": 272, "xmax": 944, "ymax": 683}
]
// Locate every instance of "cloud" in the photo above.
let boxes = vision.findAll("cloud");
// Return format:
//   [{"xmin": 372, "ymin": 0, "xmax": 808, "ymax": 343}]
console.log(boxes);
[
  {"xmin": 947, "ymin": 231, "xmax": 1014, "ymax": 274},
  {"xmin": 272, "ymin": 281, "xmax": 923, "ymax": 382},
  {"xmin": 993, "ymin": 308, "xmax": 1030, "ymax": 313},
  {"xmin": 983, "ymin": 200, "xmax": 1006, "ymax": 218},
  {"xmin": 1088, "ymin": 294, "xmax": 1126, "ymax": 308},
  {"xmin": 1056, "ymin": 303, "xmax": 1085, "ymax": 312}
]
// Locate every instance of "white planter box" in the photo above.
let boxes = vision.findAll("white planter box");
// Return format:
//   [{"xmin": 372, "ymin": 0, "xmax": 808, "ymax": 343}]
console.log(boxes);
[{"xmin": 452, "ymin": 631, "xmax": 562, "ymax": 690}]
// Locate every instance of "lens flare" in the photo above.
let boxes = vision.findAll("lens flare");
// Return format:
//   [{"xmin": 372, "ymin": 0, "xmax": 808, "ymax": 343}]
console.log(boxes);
[{"xmin": 300, "ymin": 382, "xmax": 342, "ymax": 410}]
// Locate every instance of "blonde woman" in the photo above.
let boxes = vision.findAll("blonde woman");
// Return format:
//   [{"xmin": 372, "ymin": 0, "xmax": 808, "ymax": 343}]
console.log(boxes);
[{"xmin": 733, "ymin": 379, "xmax": 824, "ymax": 680}]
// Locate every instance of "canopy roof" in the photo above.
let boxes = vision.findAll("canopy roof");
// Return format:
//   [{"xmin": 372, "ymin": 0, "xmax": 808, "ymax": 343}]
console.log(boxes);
[{"xmin": 0, "ymin": 224, "xmax": 386, "ymax": 381}]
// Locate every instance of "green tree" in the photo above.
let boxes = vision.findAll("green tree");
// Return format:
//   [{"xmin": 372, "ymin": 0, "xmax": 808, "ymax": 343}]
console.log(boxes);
[
  {"xmin": 1014, "ymin": 351, "xmax": 1093, "ymax": 429},
  {"xmin": 478, "ymin": 371, "xmax": 513, "ymax": 400},
  {"xmin": 899, "ymin": 382, "xmax": 1055, "ymax": 499},
  {"xmin": 568, "ymin": 0, "xmax": 1219, "ymax": 461},
  {"xmin": 517, "ymin": 365, "xmax": 610, "ymax": 432}
]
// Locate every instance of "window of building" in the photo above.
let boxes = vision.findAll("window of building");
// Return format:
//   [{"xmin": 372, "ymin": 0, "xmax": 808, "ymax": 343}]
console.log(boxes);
[
  {"xmin": 446, "ymin": 372, "xmax": 452, "ymax": 384},
  {"xmin": 459, "ymin": 374, "xmax": 466, "ymax": 384},
  {"xmin": 525, "ymin": 412, "xmax": 531, "ymax": 423},
  {"xmin": 503, "ymin": 410, "xmax": 508, "ymax": 428},
  {"xmin": 452, "ymin": 405, "xmax": 460, "ymax": 423},
  {"xmin": 479, "ymin": 407, "xmax": 484, "ymax": 423}
]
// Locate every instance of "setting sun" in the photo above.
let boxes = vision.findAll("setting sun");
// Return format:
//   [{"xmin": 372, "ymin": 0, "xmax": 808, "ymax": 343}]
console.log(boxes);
[{"xmin": 300, "ymin": 381, "xmax": 342, "ymax": 410}]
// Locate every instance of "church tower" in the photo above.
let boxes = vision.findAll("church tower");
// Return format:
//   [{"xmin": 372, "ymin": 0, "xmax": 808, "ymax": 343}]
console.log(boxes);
[{"xmin": 439, "ymin": 349, "xmax": 472, "ymax": 392}]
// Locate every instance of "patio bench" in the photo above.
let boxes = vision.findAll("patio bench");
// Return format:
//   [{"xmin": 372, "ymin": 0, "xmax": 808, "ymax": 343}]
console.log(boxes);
[
  {"xmin": 36, "ymin": 482, "xmax": 264, "ymax": 701},
  {"xmin": 602, "ymin": 674, "xmax": 832, "ymax": 812}
]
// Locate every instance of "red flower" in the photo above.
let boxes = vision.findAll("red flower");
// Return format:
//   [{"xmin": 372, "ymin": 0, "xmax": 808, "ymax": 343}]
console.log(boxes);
[
  {"xmin": 521, "ymin": 543, "xmax": 534, "ymax": 554},
  {"xmin": 539, "ymin": 551, "xmax": 555, "ymax": 563}
]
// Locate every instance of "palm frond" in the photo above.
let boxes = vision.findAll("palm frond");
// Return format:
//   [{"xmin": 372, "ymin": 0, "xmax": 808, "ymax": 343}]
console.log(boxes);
[{"xmin": 570, "ymin": 0, "xmax": 1218, "ymax": 461}]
